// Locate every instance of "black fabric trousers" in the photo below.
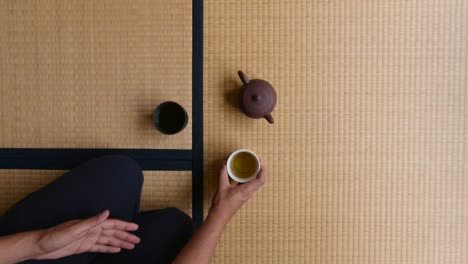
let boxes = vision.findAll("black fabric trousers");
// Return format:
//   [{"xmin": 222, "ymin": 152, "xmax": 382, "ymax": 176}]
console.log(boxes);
[{"xmin": 0, "ymin": 155, "xmax": 194, "ymax": 264}]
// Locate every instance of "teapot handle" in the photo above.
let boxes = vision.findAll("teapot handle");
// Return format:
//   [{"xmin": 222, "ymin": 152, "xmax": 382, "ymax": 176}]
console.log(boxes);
[
  {"xmin": 238, "ymin": 71, "xmax": 250, "ymax": 85},
  {"xmin": 265, "ymin": 113, "xmax": 274, "ymax": 124}
]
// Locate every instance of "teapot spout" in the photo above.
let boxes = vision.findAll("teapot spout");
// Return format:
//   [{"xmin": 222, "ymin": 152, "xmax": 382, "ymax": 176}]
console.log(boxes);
[
  {"xmin": 238, "ymin": 70, "xmax": 250, "ymax": 85},
  {"xmin": 265, "ymin": 113, "xmax": 274, "ymax": 124}
]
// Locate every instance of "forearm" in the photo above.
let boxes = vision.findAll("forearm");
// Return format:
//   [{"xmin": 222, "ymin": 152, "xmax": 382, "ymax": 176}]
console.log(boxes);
[
  {"xmin": 0, "ymin": 230, "xmax": 43, "ymax": 264},
  {"xmin": 173, "ymin": 209, "xmax": 229, "ymax": 264}
]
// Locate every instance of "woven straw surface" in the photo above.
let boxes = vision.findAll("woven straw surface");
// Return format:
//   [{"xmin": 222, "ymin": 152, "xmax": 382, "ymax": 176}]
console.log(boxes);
[
  {"xmin": 0, "ymin": 0, "xmax": 192, "ymax": 149},
  {"xmin": 204, "ymin": 1, "xmax": 468, "ymax": 263}
]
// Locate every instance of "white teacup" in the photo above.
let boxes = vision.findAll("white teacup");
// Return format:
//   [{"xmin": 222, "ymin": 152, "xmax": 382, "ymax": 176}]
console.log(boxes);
[{"xmin": 227, "ymin": 149, "xmax": 261, "ymax": 183}]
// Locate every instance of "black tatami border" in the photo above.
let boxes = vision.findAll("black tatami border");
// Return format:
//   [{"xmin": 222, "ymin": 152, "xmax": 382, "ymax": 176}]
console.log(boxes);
[
  {"xmin": 0, "ymin": 148, "xmax": 192, "ymax": 171},
  {"xmin": 192, "ymin": 0, "xmax": 204, "ymax": 228}
]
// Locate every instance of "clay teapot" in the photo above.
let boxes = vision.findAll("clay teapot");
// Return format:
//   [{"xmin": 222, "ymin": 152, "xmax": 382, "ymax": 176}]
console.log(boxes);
[{"xmin": 238, "ymin": 70, "xmax": 277, "ymax": 124}]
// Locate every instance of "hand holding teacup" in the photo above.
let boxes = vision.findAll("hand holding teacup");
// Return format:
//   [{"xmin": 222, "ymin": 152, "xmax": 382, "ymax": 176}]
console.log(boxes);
[{"xmin": 208, "ymin": 149, "xmax": 266, "ymax": 224}]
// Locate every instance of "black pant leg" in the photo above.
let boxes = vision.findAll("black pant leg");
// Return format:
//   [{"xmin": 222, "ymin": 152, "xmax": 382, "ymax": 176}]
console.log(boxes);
[
  {"xmin": 93, "ymin": 208, "xmax": 194, "ymax": 264},
  {"xmin": 0, "ymin": 155, "xmax": 144, "ymax": 264}
]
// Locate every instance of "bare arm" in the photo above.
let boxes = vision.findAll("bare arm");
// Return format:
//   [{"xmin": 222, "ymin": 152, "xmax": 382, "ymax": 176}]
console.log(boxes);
[
  {"xmin": 0, "ymin": 210, "xmax": 140, "ymax": 264},
  {"xmin": 0, "ymin": 230, "xmax": 43, "ymax": 263},
  {"xmin": 173, "ymin": 162, "xmax": 267, "ymax": 264}
]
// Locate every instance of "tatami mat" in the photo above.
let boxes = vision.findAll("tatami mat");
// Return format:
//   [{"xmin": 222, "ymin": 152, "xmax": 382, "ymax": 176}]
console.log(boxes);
[
  {"xmin": 0, "ymin": 0, "xmax": 192, "ymax": 149},
  {"xmin": 0, "ymin": 170, "xmax": 191, "ymax": 217},
  {"xmin": 204, "ymin": 1, "xmax": 467, "ymax": 263},
  {"xmin": 0, "ymin": 170, "xmax": 61, "ymax": 214},
  {"xmin": 140, "ymin": 171, "xmax": 192, "ymax": 216}
]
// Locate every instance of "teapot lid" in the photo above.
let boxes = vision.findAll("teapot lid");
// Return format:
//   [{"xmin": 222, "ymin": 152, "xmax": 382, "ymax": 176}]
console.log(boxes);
[{"xmin": 241, "ymin": 79, "xmax": 277, "ymax": 119}]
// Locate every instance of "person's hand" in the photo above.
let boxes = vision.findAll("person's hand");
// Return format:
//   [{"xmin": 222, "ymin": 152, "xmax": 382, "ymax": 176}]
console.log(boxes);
[
  {"xmin": 172, "ymin": 162, "xmax": 266, "ymax": 264},
  {"xmin": 33, "ymin": 210, "xmax": 140, "ymax": 260},
  {"xmin": 209, "ymin": 161, "xmax": 267, "ymax": 224}
]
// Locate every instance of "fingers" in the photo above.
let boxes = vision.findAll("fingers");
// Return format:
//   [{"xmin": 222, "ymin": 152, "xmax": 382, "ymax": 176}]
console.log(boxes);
[
  {"xmin": 89, "ymin": 244, "xmax": 122, "ymax": 254},
  {"xmin": 69, "ymin": 210, "xmax": 110, "ymax": 238},
  {"xmin": 236, "ymin": 179, "xmax": 262, "ymax": 196},
  {"xmin": 97, "ymin": 236, "xmax": 137, "ymax": 250},
  {"xmin": 236, "ymin": 163, "xmax": 267, "ymax": 195},
  {"xmin": 102, "ymin": 219, "xmax": 139, "ymax": 231},
  {"xmin": 256, "ymin": 162, "xmax": 267, "ymax": 184},
  {"xmin": 97, "ymin": 229, "xmax": 141, "ymax": 252},
  {"xmin": 102, "ymin": 229, "xmax": 141, "ymax": 244}
]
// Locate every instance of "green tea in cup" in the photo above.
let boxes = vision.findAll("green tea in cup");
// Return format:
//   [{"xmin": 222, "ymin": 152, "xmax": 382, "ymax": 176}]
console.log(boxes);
[{"xmin": 227, "ymin": 149, "xmax": 260, "ymax": 183}]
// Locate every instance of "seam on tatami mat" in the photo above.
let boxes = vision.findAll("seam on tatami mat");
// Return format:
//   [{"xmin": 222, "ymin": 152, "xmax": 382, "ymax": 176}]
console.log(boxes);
[
  {"xmin": 192, "ymin": 0, "xmax": 204, "ymax": 228},
  {"xmin": 0, "ymin": 148, "xmax": 193, "ymax": 171}
]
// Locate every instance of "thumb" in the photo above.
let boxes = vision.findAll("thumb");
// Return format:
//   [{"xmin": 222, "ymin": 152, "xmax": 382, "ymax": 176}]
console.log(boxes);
[
  {"xmin": 69, "ymin": 210, "xmax": 110, "ymax": 238},
  {"xmin": 219, "ymin": 162, "xmax": 229, "ymax": 188}
]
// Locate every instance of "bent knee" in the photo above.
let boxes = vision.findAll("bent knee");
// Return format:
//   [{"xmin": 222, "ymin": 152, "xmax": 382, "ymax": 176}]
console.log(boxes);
[{"xmin": 94, "ymin": 155, "xmax": 144, "ymax": 189}]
